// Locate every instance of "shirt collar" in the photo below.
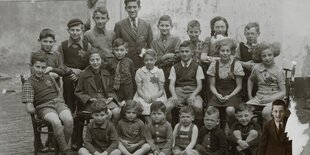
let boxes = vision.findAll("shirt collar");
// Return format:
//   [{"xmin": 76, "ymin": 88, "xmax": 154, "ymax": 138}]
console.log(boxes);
[
  {"xmin": 181, "ymin": 59, "xmax": 192, "ymax": 67},
  {"xmin": 141, "ymin": 66, "xmax": 158, "ymax": 73},
  {"xmin": 38, "ymin": 49, "xmax": 54, "ymax": 55},
  {"xmin": 30, "ymin": 74, "xmax": 45, "ymax": 81},
  {"xmin": 68, "ymin": 38, "xmax": 84, "ymax": 48},
  {"xmin": 257, "ymin": 63, "xmax": 278, "ymax": 73},
  {"xmin": 219, "ymin": 58, "xmax": 233, "ymax": 67},
  {"xmin": 93, "ymin": 26, "xmax": 106, "ymax": 35},
  {"xmin": 92, "ymin": 120, "xmax": 108, "ymax": 129},
  {"xmin": 274, "ymin": 120, "xmax": 283, "ymax": 129},
  {"xmin": 128, "ymin": 17, "xmax": 138, "ymax": 26},
  {"xmin": 152, "ymin": 119, "xmax": 167, "ymax": 126},
  {"xmin": 160, "ymin": 34, "xmax": 170, "ymax": 41}
]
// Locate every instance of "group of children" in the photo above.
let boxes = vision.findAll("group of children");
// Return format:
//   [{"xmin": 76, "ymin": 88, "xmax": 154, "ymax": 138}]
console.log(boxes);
[{"xmin": 21, "ymin": 0, "xmax": 292, "ymax": 154}]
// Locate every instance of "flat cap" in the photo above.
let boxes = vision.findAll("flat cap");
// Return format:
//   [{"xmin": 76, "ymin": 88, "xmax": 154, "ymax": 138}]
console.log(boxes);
[{"xmin": 67, "ymin": 18, "xmax": 83, "ymax": 28}]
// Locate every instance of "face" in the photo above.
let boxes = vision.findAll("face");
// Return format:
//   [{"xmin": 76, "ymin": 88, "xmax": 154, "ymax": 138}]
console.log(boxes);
[
  {"xmin": 92, "ymin": 111, "xmax": 108, "ymax": 125},
  {"xmin": 261, "ymin": 49, "xmax": 275, "ymax": 67},
  {"xmin": 150, "ymin": 109, "xmax": 165, "ymax": 124},
  {"xmin": 236, "ymin": 110, "xmax": 253, "ymax": 126},
  {"xmin": 89, "ymin": 53, "xmax": 102, "ymax": 70},
  {"xmin": 179, "ymin": 112, "xmax": 194, "ymax": 127},
  {"xmin": 113, "ymin": 45, "xmax": 128, "ymax": 60},
  {"xmin": 187, "ymin": 27, "xmax": 201, "ymax": 42},
  {"xmin": 158, "ymin": 21, "xmax": 172, "ymax": 36},
  {"xmin": 179, "ymin": 46, "xmax": 192, "ymax": 62},
  {"xmin": 93, "ymin": 12, "xmax": 109, "ymax": 29},
  {"xmin": 143, "ymin": 54, "xmax": 156, "ymax": 70},
  {"xmin": 125, "ymin": 109, "xmax": 138, "ymax": 121},
  {"xmin": 39, "ymin": 37, "xmax": 55, "ymax": 52},
  {"xmin": 244, "ymin": 27, "xmax": 260, "ymax": 44},
  {"xmin": 125, "ymin": 1, "xmax": 140, "ymax": 19},
  {"xmin": 31, "ymin": 61, "xmax": 47, "ymax": 78},
  {"xmin": 219, "ymin": 45, "xmax": 232, "ymax": 62},
  {"xmin": 68, "ymin": 25, "xmax": 83, "ymax": 41},
  {"xmin": 272, "ymin": 105, "xmax": 286, "ymax": 123},
  {"xmin": 204, "ymin": 114, "xmax": 219, "ymax": 130},
  {"xmin": 214, "ymin": 20, "xmax": 227, "ymax": 36}
]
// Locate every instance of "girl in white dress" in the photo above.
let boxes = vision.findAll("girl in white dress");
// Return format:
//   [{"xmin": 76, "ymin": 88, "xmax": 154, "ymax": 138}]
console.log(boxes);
[{"xmin": 134, "ymin": 49, "xmax": 167, "ymax": 124}]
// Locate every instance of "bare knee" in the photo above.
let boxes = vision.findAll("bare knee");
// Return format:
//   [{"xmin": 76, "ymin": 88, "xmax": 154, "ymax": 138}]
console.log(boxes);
[
  {"xmin": 233, "ymin": 130, "xmax": 241, "ymax": 137},
  {"xmin": 249, "ymin": 130, "xmax": 258, "ymax": 137},
  {"xmin": 262, "ymin": 106, "xmax": 272, "ymax": 121},
  {"xmin": 110, "ymin": 149, "xmax": 121, "ymax": 155}
]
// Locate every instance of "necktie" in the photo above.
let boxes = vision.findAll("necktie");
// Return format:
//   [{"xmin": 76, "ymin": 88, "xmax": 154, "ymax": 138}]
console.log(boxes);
[
  {"xmin": 277, "ymin": 123, "xmax": 283, "ymax": 137},
  {"xmin": 113, "ymin": 61, "xmax": 121, "ymax": 90},
  {"xmin": 131, "ymin": 18, "xmax": 138, "ymax": 34}
]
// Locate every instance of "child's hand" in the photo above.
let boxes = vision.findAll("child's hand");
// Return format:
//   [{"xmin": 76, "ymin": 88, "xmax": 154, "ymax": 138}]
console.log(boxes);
[
  {"xmin": 173, "ymin": 148, "xmax": 182, "ymax": 155},
  {"xmin": 26, "ymin": 103, "xmax": 36, "ymax": 114},
  {"xmin": 153, "ymin": 150, "xmax": 160, "ymax": 155},
  {"xmin": 71, "ymin": 68, "xmax": 82, "ymax": 75},
  {"xmin": 216, "ymin": 93, "xmax": 226, "ymax": 103},
  {"xmin": 69, "ymin": 73, "xmax": 78, "ymax": 81},
  {"xmin": 44, "ymin": 67, "xmax": 53, "ymax": 74},
  {"xmin": 100, "ymin": 151, "xmax": 108, "ymax": 155},
  {"xmin": 171, "ymin": 95, "xmax": 179, "ymax": 105},
  {"xmin": 89, "ymin": 98, "xmax": 97, "ymax": 103},
  {"xmin": 237, "ymin": 140, "xmax": 249, "ymax": 149},
  {"xmin": 49, "ymin": 72, "xmax": 59, "ymax": 79},
  {"xmin": 188, "ymin": 94, "xmax": 196, "ymax": 106}
]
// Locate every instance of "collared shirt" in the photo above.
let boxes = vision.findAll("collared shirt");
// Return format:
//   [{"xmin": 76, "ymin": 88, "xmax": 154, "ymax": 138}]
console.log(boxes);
[
  {"xmin": 106, "ymin": 57, "xmax": 135, "ymax": 85},
  {"xmin": 116, "ymin": 118, "xmax": 146, "ymax": 144},
  {"xmin": 207, "ymin": 58, "xmax": 244, "ymax": 79},
  {"xmin": 67, "ymin": 38, "xmax": 84, "ymax": 48},
  {"xmin": 235, "ymin": 41, "xmax": 258, "ymax": 60},
  {"xmin": 129, "ymin": 17, "xmax": 138, "ymax": 30},
  {"xmin": 274, "ymin": 121, "xmax": 283, "ymax": 130},
  {"xmin": 169, "ymin": 59, "xmax": 205, "ymax": 81}
]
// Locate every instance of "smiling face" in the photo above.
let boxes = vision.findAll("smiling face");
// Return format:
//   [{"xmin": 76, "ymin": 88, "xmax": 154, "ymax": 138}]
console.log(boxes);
[
  {"xmin": 261, "ymin": 48, "xmax": 275, "ymax": 67},
  {"xmin": 187, "ymin": 26, "xmax": 201, "ymax": 42},
  {"xmin": 204, "ymin": 113, "xmax": 219, "ymax": 130},
  {"xmin": 158, "ymin": 20, "xmax": 172, "ymax": 36},
  {"xmin": 125, "ymin": 109, "xmax": 138, "ymax": 121},
  {"xmin": 236, "ymin": 110, "xmax": 253, "ymax": 126},
  {"xmin": 125, "ymin": 1, "xmax": 140, "ymax": 19},
  {"xmin": 272, "ymin": 105, "xmax": 285, "ymax": 123},
  {"xmin": 93, "ymin": 12, "xmax": 109, "ymax": 29},
  {"xmin": 244, "ymin": 27, "xmax": 260, "ymax": 44},
  {"xmin": 92, "ymin": 111, "xmax": 108, "ymax": 125},
  {"xmin": 179, "ymin": 46, "xmax": 192, "ymax": 63},
  {"xmin": 68, "ymin": 24, "xmax": 83, "ymax": 41},
  {"xmin": 179, "ymin": 112, "xmax": 194, "ymax": 127},
  {"xmin": 143, "ymin": 54, "xmax": 156, "ymax": 70},
  {"xmin": 31, "ymin": 61, "xmax": 47, "ymax": 78},
  {"xmin": 113, "ymin": 45, "xmax": 128, "ymax": 60},
  {"xmin": 219, "ymin": 45, "xmax": 232, "ymax": 62},
  {"xmin": 214, "ymin": 20, "xmax": 227, "ymax": 36},
  {"xmin": 39, "ymin": 37, "xmax": 55, "ymax": 52},
  {"xmin": 89, "ymin": 53, "xmax": 102, "ymax": 70},
  {"xmin": 150, "ymin": 109, "xmax": 165, "ymax": 124}
]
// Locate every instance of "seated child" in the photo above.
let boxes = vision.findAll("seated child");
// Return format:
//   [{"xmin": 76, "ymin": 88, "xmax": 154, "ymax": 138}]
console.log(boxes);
[
  {"xmin": 246, "ymin": 42, "xmax": 286, "ymax": 121},
  {"xmin": 133, "ymin": 49, "xmax": 167, "ymax": 123},
  {"xmin": 228, "ymin": 103, "xmax": 261, "ymax": 155},
  {"xmin": 207, "ymin": 38, "xmax": 244, "ymax": 129},
  {"xmin": 145, "ymin": 101, "xmax": 173, "ymax": 155},
  {"xmin": 257, "ymin": 99, "xmax": 292, "ymax": 155},
  {"xmin": 117, "ymin": 100, "xmax": 151, "ymax": 155},
  {"xmin": 78, "ymin": 101, "xmax": 121, "ymax": 155},
  {"xmin": 235, "ymin": 22, "xmax": 262, "ymax": 102},
  {"xmin": 166, "ymin": 41, "xmax": 204, "ymax": 124},
  {"xmin": 106, "ymin": 38, "xmax": 135, "ymax": 102},
  {"xmin": 196, "ymin": 106, "xmax": 227, "ymax": 155},
  {"xmin": 22, "ymin": 52, "xmax": 73, "ymax": 154},
  {"xmin": 172, "ymin": 106, "xmax": 198, "ymax": 155}
]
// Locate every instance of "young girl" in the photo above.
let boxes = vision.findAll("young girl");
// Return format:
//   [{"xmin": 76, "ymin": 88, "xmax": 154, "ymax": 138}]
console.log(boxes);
[
  {"xmin": 172, "ymin": 106, "xmax": 199, "ymax": 155},
  {"xmin": 117, "ymin": 100, "xmax": 151, "ymax": 155},
  {"xmin": 133, "ymin": 49, "xmax": 167, "ymax": 123},
  {"xmin": 247, "ymin": 42, "xmax": 286, "ymax": 121},
  {"xmin": 207, "ymin": 38, "xmax": 244, "ymax": 129}
]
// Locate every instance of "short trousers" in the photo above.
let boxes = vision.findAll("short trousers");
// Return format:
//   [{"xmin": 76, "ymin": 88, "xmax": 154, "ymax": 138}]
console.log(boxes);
[{"xmin": 36, "ymin": 98, "xmax": 69, "ymax": 119}]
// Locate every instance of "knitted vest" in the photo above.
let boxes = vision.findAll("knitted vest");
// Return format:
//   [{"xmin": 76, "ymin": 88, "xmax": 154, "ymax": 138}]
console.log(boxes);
[
  {"xmin": 174, "ymin": 61, "xmax": 199, "ymax": 87},
  {"xmin": 61, "ymin": 40, "xmax": 89, "ymax": 70}
]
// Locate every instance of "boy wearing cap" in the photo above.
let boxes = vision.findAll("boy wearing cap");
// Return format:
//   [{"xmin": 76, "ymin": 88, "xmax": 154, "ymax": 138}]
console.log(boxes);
[
  {"xmin": 58, "ymin": 18, "xmax": 91, "ymax": 150},
  {"xmin": 114, "ymin": 0, "xmax": 153, "ymax": 70}
]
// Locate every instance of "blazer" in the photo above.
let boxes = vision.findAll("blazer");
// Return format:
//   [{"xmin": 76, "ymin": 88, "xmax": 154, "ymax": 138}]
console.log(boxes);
[
  {"xmin": 114, "ymin": 18, "xmax": 153, "ymax": 69},
  {"xmin": 257, "ymin": 117, "xmax": 292, "ymax": 155}
]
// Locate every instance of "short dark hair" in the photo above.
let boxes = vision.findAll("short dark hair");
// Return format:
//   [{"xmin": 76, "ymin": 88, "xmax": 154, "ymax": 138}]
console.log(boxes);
[
  {"xmin": 39, "ymin": 28, "xmax": 55, "ymax": 41},
  {"xmin": 179, "ymin": 40, "xmax": 191, "ymax": 51},
  {"xmin": 236, "ymin": 103, "xmax": 254, "ymax": 113},
  {"xmin": 158, "ymin": 15, "xmax": 172, "ymax": 26},
  {"xmin": 93, "ymin": 6, "xmax": 109, "ymax": 19},
  {"xmin": 210, "ymin": 16, "xmax": 229, "ymax": 36},
  {"xmin": 150, "ymin": 101, "xmax": 166, "ymax": 113},
  {"xmin": 179, "ymin": 106, "xmax": 194, "ymax": 116},
  {"xmin": 121, "ymin": 100, "xmax": 143, "ymax": 118},
  {"xmin": 113, "ymin": 38, "xmax": 128, "ymax": 48},
  {"xmin": 205, "ymin": 106, "xmax": 220, "ymax": 118},
  {"xmin": 91, "ymin": 100, "xmax": 108, "ymax": 114},
  {"xmin": 272, "ymin": 99, "xmax": 287, "ymax": 110},
  {"xmin": 187, "ymin": 20, "xmax": 201, "ymax": 30},
  {"xmin": 124, "ymin": 0, "xmax": 140, "ymax": 7},
  {"xmin": 244, "ymin": 22, "xmax": 260, "ymax": 33},
  {"xmin": 30, "ymin": 52, "xmax": 47, "ymax": 65}
]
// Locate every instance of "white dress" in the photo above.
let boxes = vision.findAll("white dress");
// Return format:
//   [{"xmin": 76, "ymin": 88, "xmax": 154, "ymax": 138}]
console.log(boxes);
[{"xmin": 133, "ymin": 66, "xmax": 167, "ymax": 115}]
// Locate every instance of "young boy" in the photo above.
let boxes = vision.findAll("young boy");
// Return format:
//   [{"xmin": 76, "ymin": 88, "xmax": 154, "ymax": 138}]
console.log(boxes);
[
  {"xmin": 84, "ymin": 6, "xmax": 115, "ymax": 61},
  {"xmin": 58, "ymin": 18, "xmax": 91, "ymax": 150},
  {"xmin": 195, "ymin": 106, "xmax": 227, "ymax": 155},
  {"xmin": 257, "ymin": 99, "xmax": 292, "ymax": 155},
  {"xmin": 145, "ymin": 101, "xmax": 173, "ymax": 155},
  {"xmin": 22, "ymin": 52, "xmax": 73, "ymax": 154},
  {"xmin": 172, "ymin": 106, "xmax": 198, "ymax": 155},
  {"xmin": 235, "ymin": 22, "xmax": 262, "ymax": 102},
  {"xmin": 166, "ymin": 41, "xmax": 204, "ymax": 124},
  {"xmin": 106, "ymin": 38, "xmax": 135, "ymax": 102},
  {"xmin": 228, "ymin": 103, "xmax": 261, "ymax": 155},
  {"xmin": 78, "ymin": 101, "xmax": 121, "ymax": 155},
  {"xmin": 114, "ymin": 0, "xmax": 153, "ymax": 70}
]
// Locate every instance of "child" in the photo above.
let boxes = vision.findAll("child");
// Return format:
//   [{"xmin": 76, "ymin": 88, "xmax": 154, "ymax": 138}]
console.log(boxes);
[
  {"xmin": 235, "ymin": 22, "xmax": 262, "ymax": 102},
  {"xmin": 246, "ymin": 42, "xmax": 286, "ymax": 122},
  {"xmin": 106, "ymin": 38, "xmax": 135, "ymax": 102},
  {"xmin": 151, "ymin": 15, "xmax": 181, "ymax": 97},
  {"xmin": 117, "ymin": 100, "xmax": 151, "ymax": 155},
  {"xmin": 78, "ymin": 101, "xmax": 121, "ymax": 155},
  {"xmin": 114, "ymin": 0, "xmax": 153, "ymax": 70},
  {"xmin": 172, "ymin": 106, "xmax": 198, "ymax": 155},
  {"xmin": 228, "ymin": 103, "xmax": 261, "ymax": 155},
  {"xmin": 257, "ymin": 99, "xmax": 292, "ymax": 155},
  {"xmin": 145, "ymin": 101, "xmax": 173, "ymax": 155},
  {"xmin": 133, "ymin": 49, "xmax": 167, "ymax": 123},
  {"xmin": 84, "ymin": 6, "xmax": 115, "ymax": 60},
  {"xmin": 22, "ymin": 52, "xmax": 73, "ymax": 154},
  {"xmin": 166, "ymin": 41, "xmax": 204, "ymax": 124},
  {"xmin": 58, "ymin": 18, "xmax": 91, "ymax": 150},
  {"xmin": 207, "ymin": 38, "xmax": 244, "ymax": 129},
  {"xmin": 195, "ymin": 106, "xmax": 227, "ymax": 155}
]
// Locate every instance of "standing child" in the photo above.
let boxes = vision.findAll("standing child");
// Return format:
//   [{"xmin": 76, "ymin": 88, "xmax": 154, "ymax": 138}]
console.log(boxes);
[
  {"xmin": 145, "ymin": 101, "xmax": 173, "ymax": 155},
  {"xmin": 58, "ymin": 18, "xmax": 92, "ymax": 150},
  {"xmin": 257, "ymin": 99, "xmax": 291, "ymax": 155},
  {"xmin": 247, "ymin": 42, "xmax": 286, "ymax": 122},
  {"xmin": 114, "ymin": 0, "xmax": 153, "ymax": 70},
  {"xmin": 106, "ymin": 38, "xmax": 135, "ymax": 102},
  {"xmin": 235, "ymin": 22, "xmax": 262, "ymax": 102},
  {"xmin": 133, "ymin": 49, "xmax": 167, "ymax": 123},
  {"xmin": 117, "ymin": 100, "xmax": 151, "ymax": 155},
  {"xmin": 228, "ymin": 103, "xmax": 261, "ymax": 155},
  {"xmin": 78, "ymin": 101, "xmax": 121, "ymax": 155},
  {"xmin": 172, "ymin": 106, "xmax": 199, "ymax": 155},
  {"xmin": 207, "ymin": 38, "xmax": 244, "ymax": 129},
  {"xmin": 195, "ymin": 106, "xmax": 227, "ymax": 155}
]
